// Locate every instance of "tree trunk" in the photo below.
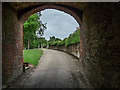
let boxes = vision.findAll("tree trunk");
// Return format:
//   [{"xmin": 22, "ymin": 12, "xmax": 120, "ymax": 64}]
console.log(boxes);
[
  {"xmin": 28, "ymin": 39, "xmax": 29, "ymax": 49},
  {"xmin": 38, "ymin": 44, "xmax": 40, "ymax": 49},
  {"xmin": 41, "ymin": 43, "xmax": 43, "ymax": 48},
  {"xmin": 47, "ymin": 42, "xmax": 49, "ymax": 49}
]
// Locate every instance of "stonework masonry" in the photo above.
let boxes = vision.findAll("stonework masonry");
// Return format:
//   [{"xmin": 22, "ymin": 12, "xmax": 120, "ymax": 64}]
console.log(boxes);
[
  {"xmin": 80, "ymin": 3, "xmax": 120, "ymax": 88},
  {"xmin": 2, "ymin": 3, "xmax": 23, "ymax": 86},
  {"xmin": 49, "ymin": 43, "xmax": 80, "ymax": 59},
  {"xmin": 2, "ymin": 2, "xmax": 120, "ymax": 88}
]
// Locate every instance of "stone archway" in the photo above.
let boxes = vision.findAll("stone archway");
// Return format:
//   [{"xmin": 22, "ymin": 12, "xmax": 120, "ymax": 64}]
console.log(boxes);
[
  {"xmin": 19, "ymin": 4, "xmax": 82, "ymax": 25},
  {"xmin": 19, "ymin": 3, "xmax": 83, "ymax": 64},
  {"xmin": 2, "ymin": 2, "xmax": 83, "ymax": 86},
  {"xmin": 19, "ymin": 4, "xmax": 84, "ymax": 70},
  {"xmin": 2, "ymin": 2, "xmax": 120, "ymax": 88}
]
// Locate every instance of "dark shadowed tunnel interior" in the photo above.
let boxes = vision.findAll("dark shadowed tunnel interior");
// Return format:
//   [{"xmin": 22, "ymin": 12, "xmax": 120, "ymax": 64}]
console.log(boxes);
[{"xmin": 2, "ymin": 2, "xmax": 120, "ymax": 88}]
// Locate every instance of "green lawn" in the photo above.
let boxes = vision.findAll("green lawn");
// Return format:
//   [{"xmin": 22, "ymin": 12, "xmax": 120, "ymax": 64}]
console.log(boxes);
[{"xmin": 23, "ymin": 49, "xmax": 43, "ymax": 66}]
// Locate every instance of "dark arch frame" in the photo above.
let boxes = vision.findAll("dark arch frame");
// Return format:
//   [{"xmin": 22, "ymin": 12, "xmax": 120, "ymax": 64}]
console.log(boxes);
[
  {"xmin": 19, "ymin": 3, "xmax": 83, "ymax": 65},
  {"xmin": 19, "ymin": 4, "xmax": 82, "ymax": 26}
]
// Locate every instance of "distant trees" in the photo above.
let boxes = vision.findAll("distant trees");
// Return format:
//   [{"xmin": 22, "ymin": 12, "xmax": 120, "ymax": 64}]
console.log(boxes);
[
  {"xmin": 48, "ymin": 28, "xmax": 80, "ymax": 47},
  {"xmin": 49, "ymin": 36, "xmax": 61, "ymax": 42},
  {"xmin": 65, "ymin": 28, "xmax": 80, "ymax": 46},
  {"xmin": 23, "ymin": 12, "xmax": 47, "ymax": 49},
  {"xmin": 23, "ymin": 11, "xmax": 80, "ymax": 49},
  {"xmin": 48, "ymin": 36, "xmax": 62, "ymax": 46},
  {"xmin": 32, "ymin": 37, "xmax": 47, "ymax": 49}
]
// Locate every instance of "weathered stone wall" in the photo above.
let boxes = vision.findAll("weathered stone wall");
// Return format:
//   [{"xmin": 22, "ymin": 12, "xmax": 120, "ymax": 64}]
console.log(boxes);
[
  {"xmin": 80, "ymin": 3, "xmax": 120, "ymax": 88},
  {"xmin": 2, "ymin": 3, "xmax": 23, "ymax": 86},
  {"xmin": 49, "ymin": 43, "xmax": 80, "ymax": 58},
  {"xmin": 67, "ymin": 43, "xmax": 80, "ymax": 58},
  {"xmin": 2, "ymin": 2, "xmax": 120, "ymax": 88},
  {"xmin": 49, "ymin": 3, "xmax": 120, "ymax": 88}
]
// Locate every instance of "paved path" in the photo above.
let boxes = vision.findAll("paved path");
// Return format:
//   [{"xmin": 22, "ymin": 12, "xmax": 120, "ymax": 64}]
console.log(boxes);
[
  {"xmin": 24, "ymin": 49, "xmax": 80, "ymax": 88},
  {"xmin": 9, "ymin": 49, "xmax": 92, "ymax": 88}
]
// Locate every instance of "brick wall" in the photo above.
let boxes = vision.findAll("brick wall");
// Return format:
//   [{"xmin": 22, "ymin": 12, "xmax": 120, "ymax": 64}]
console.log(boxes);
[
  {"xmin": 2, "ymin": 2, "xmax": 120, "ymax": 88},
  {"xmin": 80, "ymin": 3, "xmax": 120, "ymax": 88},
  {"xmin": 2, "ymin": 3, "xmax": 23, "ymax": 86},
  {"xmin": 49, "ymin": 3, "xmax": 120, "ymax": 88}
]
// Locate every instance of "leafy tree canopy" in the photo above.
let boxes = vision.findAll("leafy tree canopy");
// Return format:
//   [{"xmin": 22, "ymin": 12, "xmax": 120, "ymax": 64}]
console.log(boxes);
[
  {"xmin": 23, "ymin": 12, "xmax": 47, "ymax": 49},
  {"xmin": 48, "ymin": 28, "xmax": 80, "ymax": 47}
]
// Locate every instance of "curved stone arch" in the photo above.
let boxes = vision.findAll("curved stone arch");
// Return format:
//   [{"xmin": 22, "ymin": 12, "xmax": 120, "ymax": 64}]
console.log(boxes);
[{"xmin": 19, "ymin": 4, "xmax": 82, "ymax": 26}]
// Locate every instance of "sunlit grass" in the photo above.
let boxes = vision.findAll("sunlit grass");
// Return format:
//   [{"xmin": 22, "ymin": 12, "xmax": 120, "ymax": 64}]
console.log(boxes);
[{"xmin": 23, "ymin": 49, "xmax": 43, "ymax": 66}]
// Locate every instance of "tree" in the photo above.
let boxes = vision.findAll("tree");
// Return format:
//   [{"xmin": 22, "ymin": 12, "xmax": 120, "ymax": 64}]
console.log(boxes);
[
  {"xmin": 48, "ymin": 28, "xmax": 80, "ymax": 47},
  {"xmin": 32, "ymin": 37, "xmax": 47, "ymax": 49},
  {"xmin": 49, "ymin": 36, "xmax": 56, "ymax": 42},
  {"xmin": 48, "ymin": 36, "xmax": 62, "ymax": 46},
  {"xmin": 23, "ymin": 12, "xmax": 47, "ymax": 49},
  {"xmin": 48, "ymin": 36, "xmax": 61, "ymax": 42},
  {"xmin": 36, "ymin": 12, "xmax": 47, "ymax": 37}
]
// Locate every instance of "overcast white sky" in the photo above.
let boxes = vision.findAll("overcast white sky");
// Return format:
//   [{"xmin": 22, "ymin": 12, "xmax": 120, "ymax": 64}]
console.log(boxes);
[{"xmin": 40, "ymin": 9, "xmax": 79, "ymax": 40}]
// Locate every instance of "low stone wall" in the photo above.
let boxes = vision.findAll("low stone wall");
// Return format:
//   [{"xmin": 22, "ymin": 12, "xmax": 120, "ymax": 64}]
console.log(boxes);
[{"xmin": 49, "ymin": 43, "xmax": 80, "ymax": 58}]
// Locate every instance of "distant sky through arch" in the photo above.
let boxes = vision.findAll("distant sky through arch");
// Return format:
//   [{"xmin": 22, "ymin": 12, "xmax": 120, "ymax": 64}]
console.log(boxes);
[{"xmin": 40, "ymin": 9, "xmax": 79, "ymax": 40}]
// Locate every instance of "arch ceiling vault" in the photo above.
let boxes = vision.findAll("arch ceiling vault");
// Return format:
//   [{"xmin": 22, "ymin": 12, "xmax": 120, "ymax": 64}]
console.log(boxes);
[
  {"xmin": 2, "ymin": 2, "xmax": 120, "ymax": 88},
  {"xmin": 9, "ymin": 2, "xmax": 87, "ymax": 24}
]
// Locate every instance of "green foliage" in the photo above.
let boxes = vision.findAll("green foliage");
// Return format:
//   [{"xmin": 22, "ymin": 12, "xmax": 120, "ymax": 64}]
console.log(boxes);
[
  {"xmin": 49, "ymin": 28, "xmax": 80, "ymax": 47},
  {"xmin": 30, "ymin": 37, "xmax": 47, "ymax": 49},
  {"xmin": 23, "ymin": 49, "xmax": 43, "ymax": 66},
  {"xmin": 59, "ymin": 38, "xmax": 67, "ymax": 46},
  {"xmin": 49, "ymin": 40, "xmax": 61, "ymax": 46},
  {"xmin": 65, "ymin": 28, "xmax": 80, "ymax": 46},
  {"xmin": 49, "ymin": 36, "xmax": 61, "ymax": 42},
  {"xmin": 48, "ymin": 36, "xmax": 62, "ymax": 46},
  {"xmin": 23, "ymin": 12, "xmax": 47, "ymax": 49},
  {"xmin": 42, "ymin": 43, "xmax": 47, "ymax": 48}
]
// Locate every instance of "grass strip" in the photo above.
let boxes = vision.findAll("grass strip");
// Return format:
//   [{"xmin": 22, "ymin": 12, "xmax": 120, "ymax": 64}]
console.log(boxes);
[{"xmin": 23, "ymin": 49, "xmax": 43, "ymax": 66}]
